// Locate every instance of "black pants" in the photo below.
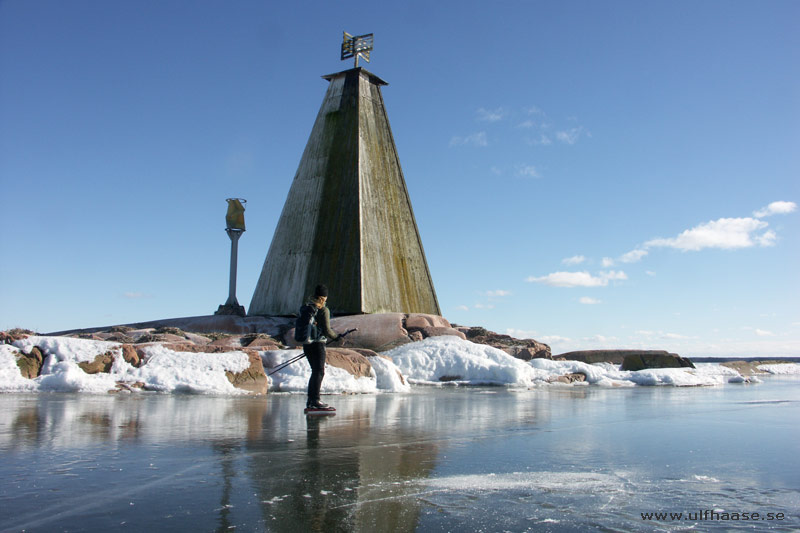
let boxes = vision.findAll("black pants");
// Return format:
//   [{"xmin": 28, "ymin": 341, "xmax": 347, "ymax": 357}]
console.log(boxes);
[{"xmin": 303, "ymin": 342, "xmax": 326, "ymax": 405}]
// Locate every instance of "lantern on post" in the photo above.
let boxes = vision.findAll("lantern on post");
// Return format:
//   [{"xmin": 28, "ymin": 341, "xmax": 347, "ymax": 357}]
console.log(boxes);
[{"xmin": 215, "ymin": 198, "xmax": 247, "ymax": 316}]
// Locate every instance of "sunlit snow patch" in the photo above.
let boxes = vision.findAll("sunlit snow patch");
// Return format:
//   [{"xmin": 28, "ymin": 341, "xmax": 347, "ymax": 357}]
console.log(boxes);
[
  {"xmin": 130, "ymin": 344, "xmax": 251, "ymax": 394},
  {"xmin": 5, "ymin": 336, "xmax": 252, "ymax": 394},
  {"xmin": 386, "ymin": 336, "xmax": 750, "ymax": 387},
  {"xmin": 758, "ymin": 363, "xmax": 800, "ymax": 375},
  {"xmin": 0, "ymin": 345, "xmax": 38, "ymax": 392},
  {"xmin": 261, "ymin": 350, "xmax": 410, "ymax": 394},
  {"xmin": 384, "ymin": 336, "xmax": 548, "ymax": 387}
]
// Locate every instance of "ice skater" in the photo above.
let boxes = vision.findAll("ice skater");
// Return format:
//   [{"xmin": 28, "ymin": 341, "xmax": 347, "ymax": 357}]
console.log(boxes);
[{"xmin": 296, "ymin": 284, "xmax": 339, "ymax": 413}]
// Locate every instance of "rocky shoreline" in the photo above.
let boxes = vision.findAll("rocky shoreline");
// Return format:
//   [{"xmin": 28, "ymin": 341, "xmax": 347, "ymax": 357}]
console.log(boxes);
[
  {"xmin": 4, "ymin": 313, "xmax": 551, "ymax": 393},
  {"xmin": 3, "ymin": 313, "xmax": 795, "ymax": 394}
]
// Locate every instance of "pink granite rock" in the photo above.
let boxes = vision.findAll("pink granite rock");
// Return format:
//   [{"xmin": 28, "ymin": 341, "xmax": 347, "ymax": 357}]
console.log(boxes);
[
  {"xmin": 326, "ymin": 349, "xmax": 374, "ymax": 379},
  {"xmin": 225, "ymin": 351, "xmax": 268, "ymax": 394},
  {"xmin": 15, "ymin": 346, "xmax": 44, "ymax": 379},
  {"xmin": 77, "ymin": 352, "xmax": 115, "ymax": 374},
  {"xmin": 209, "ymin": 336, "xmax": 246, "ymax": 348},
  {"xmin": 405, "ymin": 314, "xmax": 451, "ymax": 330},
  {"xmin": 121, "ymin": 344, "xmax": 141, "ymax": 367},
  {"xmin": 417, "ymin": 326, "xmax": 466, "ymax": 340}
]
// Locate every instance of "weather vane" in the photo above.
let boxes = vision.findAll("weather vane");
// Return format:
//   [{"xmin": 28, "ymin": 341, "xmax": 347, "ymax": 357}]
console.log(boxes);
[{"xmin": 341, "ymin": 31, "xmax": 374, "ymax": 68}]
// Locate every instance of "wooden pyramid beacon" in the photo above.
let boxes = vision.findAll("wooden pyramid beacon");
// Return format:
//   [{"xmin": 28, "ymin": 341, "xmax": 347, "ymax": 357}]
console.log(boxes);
[{"xmin": 248, "ymin": 33, "xmax": 440, "ymax": 317}]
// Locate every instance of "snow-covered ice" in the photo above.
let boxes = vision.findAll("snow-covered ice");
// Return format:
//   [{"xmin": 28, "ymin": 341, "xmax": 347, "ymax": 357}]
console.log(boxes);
[{"xmin": 1, "ymin": 374, "xmax": 798, "ymax": 532}]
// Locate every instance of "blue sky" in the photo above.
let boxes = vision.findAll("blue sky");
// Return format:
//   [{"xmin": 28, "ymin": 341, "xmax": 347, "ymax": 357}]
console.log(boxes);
[{"xmin": 1, "ymin": 1, "xmax": 798, "ymax": 357}]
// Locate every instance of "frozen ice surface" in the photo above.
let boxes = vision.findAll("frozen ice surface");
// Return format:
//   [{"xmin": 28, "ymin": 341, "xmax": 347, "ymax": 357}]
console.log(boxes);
[{"xmin": 1, "ymin": 376, "xmax": 798, "ymax": 532}]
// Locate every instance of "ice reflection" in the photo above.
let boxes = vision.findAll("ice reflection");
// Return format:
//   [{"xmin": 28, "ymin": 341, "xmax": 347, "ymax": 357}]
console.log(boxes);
[
  {"xmin": 2, "ymin": 381, "xmax": 797, "ymax": 532},
  {"xmin": 0, "ymin": 390, "xmax": 551, "ymax": 532}
]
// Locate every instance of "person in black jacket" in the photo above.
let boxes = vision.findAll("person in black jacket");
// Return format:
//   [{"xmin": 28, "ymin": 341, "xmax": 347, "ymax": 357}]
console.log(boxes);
[{"xmin": 300, "ymin": 284, "xmax": 339, "ymax": 410}]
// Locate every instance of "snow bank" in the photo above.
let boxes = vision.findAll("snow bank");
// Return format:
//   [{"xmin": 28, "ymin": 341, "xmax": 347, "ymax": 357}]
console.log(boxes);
[
  {"xmin": 0, "ymin": 345, "xmax": 38, "ymax": 392},
  {"xmin": 369, "ymin": 355, "xmax": 411, "ymax": 392},
  {"xmin": 3, "ymin": 336, "xmax": 252, "ymax": 394},
  {"xmin": 2, "ymin": 334, "xmax": 782, "ymax": 395},
  {"xmin": 261, "ymin": 350, "xmax": 410, "ymax": 394},
  {"xmin": 757, "ymin": 363, "xmax": 800, "ymax": 375},
  {"xmin": 385, "ymin": 336, "xmax": 547, "ymax": 387},
  {"xmin": 15, "ymin": 336, "xmax": 120, "ymax": 363},
  {"xmin": 130, "ymin": 345, "xmax": 251, "ymax": 394},
  {"xmin": 2, "ymin": 336, "xmax": 409, "ymax": 395},
  {"xmin": 385, "ymin": 337, "xmax": 752, "ymax": 388}
]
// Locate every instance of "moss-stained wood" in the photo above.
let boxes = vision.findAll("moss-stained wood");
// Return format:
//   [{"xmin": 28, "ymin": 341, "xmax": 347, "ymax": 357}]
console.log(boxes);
[{"xmin": 249, "ymin": 68, "xmax": 440, "ymax": 316}]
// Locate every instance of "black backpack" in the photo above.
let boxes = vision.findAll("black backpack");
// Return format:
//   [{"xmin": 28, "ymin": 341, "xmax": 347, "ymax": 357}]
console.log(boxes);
[{"xmin": 294, "ymin": 304, "xmax": 318, "ymax": 343}]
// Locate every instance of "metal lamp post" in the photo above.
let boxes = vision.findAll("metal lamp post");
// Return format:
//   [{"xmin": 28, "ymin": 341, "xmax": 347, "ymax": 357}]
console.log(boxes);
[{"xmin": 215, "ymin": 198, "xmax": 247, "ymax": 317}]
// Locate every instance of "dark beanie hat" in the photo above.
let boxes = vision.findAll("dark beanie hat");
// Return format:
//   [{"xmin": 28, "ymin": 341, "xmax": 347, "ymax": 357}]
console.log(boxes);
[{"xmin": 314, "ymin": 284, "xmax": 328, "ymax": 298}]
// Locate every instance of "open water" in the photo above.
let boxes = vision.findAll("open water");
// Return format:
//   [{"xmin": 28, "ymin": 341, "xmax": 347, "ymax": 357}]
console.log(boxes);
[{"xmin": 1, "ymin": 377, "xmax": 798, "ymax": 532}]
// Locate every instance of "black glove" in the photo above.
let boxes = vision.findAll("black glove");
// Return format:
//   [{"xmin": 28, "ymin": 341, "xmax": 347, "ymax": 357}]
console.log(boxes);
[{"xmin": 328, "ymin": 328, "xmax": 358, "ymax": 344}]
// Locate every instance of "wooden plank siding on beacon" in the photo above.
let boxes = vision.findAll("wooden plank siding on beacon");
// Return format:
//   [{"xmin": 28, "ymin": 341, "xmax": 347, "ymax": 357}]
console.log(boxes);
[{"xmin": 248, "ymin": 68, "xmax": 440, "ymax": 317}]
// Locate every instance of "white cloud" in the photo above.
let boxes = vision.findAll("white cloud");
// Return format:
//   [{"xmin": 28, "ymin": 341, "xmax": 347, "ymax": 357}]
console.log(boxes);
[
  {"xmin": 644, "ymin": 217, "xmax": 774, "ymax": 251},
  {"xmin": 123, "ymin": 292, "xmax": 150, "ymax": 299},
  {"xmin": 582, "ymin": 334, "xmax": 618, "ymax": 345},
  {"xmin": 755, "ymin": 329, "xmax": 775, "ymax": 337},
  {"xmin": 619, "ymin": 249, "xmax": 648, "ymax": 263},
  {"xmin": 600, "ymin": 204, "xmax": 790, "ymax": 265},
  {"xmin": 449, "ymin": 131, "xmax": 488, "ymax": 147},
  {"xmin": 477, "ymin": 107, "xmax": 506, "ymax": 122},
  {"xmin": 505, "ymin": 328, "xmax": 543, "ymax": 340},
  {"xmin": 486, "ymin": 290, "xmax": 511, "ymax": 298},
  {"xmin": 756, "ymin": 230, "xmax": 777, "ymax": 247},
  {"xmin": 562, "ymin": 255, "xmax": 586, "ymax": 265},
  {"xmin": 525, "ymin": 270, "xmax": 627, "ymax": 288},
  {"xmin": 682, "ymin": 338, "xmax": 800, "ymax": 357},
  {"xmin": 555, "ymin": 126, "xmax": 587, "ymax": 145},
  {"xmin": 634, "ymin": 330, "xmax": 688, "ymax": 340},
  {"xmin": 455, "ymin": 305, "xmax": 469, "ymax": 311},
  {"xmin": 474, "ymin": 303, "xmax": 495, "ymax": 309},
  {"xmin": 603, "ymin": 271, "xmax": 628, "ymax": 281},
  {"xmin": 524, "ymin": 134, "xmax": 552, "ymax": 146},
  {"xmin": 518, "ymin": 120, "xmax": 535, "ymax": 129},
  {"xmin": 540, "ymin": 335, "xmax": 572, "ymax": 347},
  {"xmin": 646, "ymin": 271, "xmax": 656, "ymax": 277},
  {"xmin": 753, "ymin": 201, "xmax": 797, "ymax": 218},
  {"xmin": 515, "ymin": 165, "xmax": 540, "ymax": 178},
  {"xmin": 579, "ymin": 297, "xmax": 601, "ymax": 305}
]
